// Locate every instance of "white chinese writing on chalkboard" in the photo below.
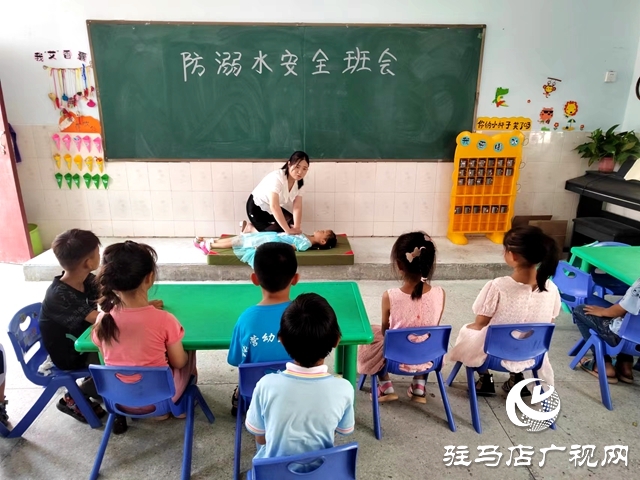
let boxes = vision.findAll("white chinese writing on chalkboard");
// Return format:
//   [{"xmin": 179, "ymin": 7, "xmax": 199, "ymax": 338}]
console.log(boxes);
[{"xmin": 181, "ymin": 48, "xmax": 397, "ymax": 81}]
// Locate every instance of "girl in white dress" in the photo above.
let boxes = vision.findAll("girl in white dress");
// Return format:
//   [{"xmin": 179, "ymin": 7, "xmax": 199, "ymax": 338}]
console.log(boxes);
[{"xmin": 446, "ymin": 225, "xmax": 561, "ymax": 396}]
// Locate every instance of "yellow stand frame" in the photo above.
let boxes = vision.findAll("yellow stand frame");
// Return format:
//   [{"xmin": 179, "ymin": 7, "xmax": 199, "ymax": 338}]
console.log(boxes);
[{"xmin": 447, "ymin": 131, "xmax": 525, "ymax": 245}]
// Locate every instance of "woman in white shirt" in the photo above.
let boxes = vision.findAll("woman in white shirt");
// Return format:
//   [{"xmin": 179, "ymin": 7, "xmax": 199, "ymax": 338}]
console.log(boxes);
[{"xmin": 245, "ymin": 151, "xmax": 309, "ymax": 233}]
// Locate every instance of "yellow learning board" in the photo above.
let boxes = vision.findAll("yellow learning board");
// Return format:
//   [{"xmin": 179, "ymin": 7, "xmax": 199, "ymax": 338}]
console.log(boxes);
[{"xmin": 447, "ymin": 131, "xmax": 525, "ymax": 245}]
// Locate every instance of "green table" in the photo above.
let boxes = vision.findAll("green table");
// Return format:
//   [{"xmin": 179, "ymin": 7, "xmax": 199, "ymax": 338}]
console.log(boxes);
[
  {"xmin": 75, "ymin": 282, "xmax": 373, "ymax": 389},
  {"xmin": 570, "ymin": 246, "xmax": 640, "ymax": 286}
]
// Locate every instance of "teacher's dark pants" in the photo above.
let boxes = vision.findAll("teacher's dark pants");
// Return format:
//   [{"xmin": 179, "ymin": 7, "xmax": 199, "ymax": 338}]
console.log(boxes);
[{"xmin": 246, "ymin": 195, "xmax": 294, "ymax": 232}]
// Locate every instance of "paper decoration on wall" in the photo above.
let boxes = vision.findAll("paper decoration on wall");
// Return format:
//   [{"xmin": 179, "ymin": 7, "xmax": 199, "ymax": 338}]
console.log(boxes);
[
  {"xmin": 93, "ymin": 137, "xmax": 102, "ymax": 153},
  {"xmin": 59, "ymin": 111, "xmax": 101, "ymax": 133},
  {"xmin": 52, "ymin": 133, "xmax": 61, "ymax": 150},
  {"xmin": 64, "ymin": 173, "xmax": 73, "ymax": 189},
  {"xmin": 73, "ymin": 155, "xmax": 83, "ymax": 170},
  {"xmin": 563, "ymin": 101, "xmax": 579, "ymax": 131},
  {"xmin": 62, "ymin": 134, "xmax": 71, "ymax": 151},
  {"xmin": 83, "ymin": 135, "xmax": 92, "ymax": 152},
  {"xmin": 101, "ymin": 174, "xmax": 110, "ymax": 189},
  {"xmin": 73, "ymin": 135, "xmax": 82, "ymax": 151},
  {"xmin": 543, "ymin": 77, "xmax": 562, "ymax": 98},
  {"xmin": 553, "ymin": 122, "xmax": 560, "ymax": 131},
  {"xmin": 96, "ymin": 157, "xmax": 104, "ymax": 173},
  {"xmin": 92, "ymin": 174, "xmax": 101, "ymax": 189},
  {"xmin": 85, "ymin": 156, "xmax": 94, "ymax": 171},
  {"xmin": 492, "ymin": 87, "xmax": 509, "ymax": 107},
  {"xmin": 475, "ymin": 117, "xmax": 532, "ymax": 131},
  {"xmin": 55, "ymin": 172, "xmax": 63, "ymax": 188},
  {"xmin": 580, "ymin": 124, "xmax": 585, "ymax": 131},
  {"xmin": 53, "ymin": 153, "xmax": 61, "ymax": 169},
  {"xmin": 64, "ymin": 153, "xmax": 72, "ymax": 170},
  {"xmin": 83, "ymin": 173, "xmax": 92, "ymax": 188},
  {"xmin": 538, "ymin": 107, "xmax": 554, "ymax": 131},
  {"xmin": 72, "ymin": 174, "xmax": 80, "ymax": 188}
]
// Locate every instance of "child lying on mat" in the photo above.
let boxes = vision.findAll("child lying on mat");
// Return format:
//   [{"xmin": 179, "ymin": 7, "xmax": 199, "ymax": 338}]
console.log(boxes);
[{"xmin": 194, "ymin": 230, "xmax": 337, "ymax": 268}]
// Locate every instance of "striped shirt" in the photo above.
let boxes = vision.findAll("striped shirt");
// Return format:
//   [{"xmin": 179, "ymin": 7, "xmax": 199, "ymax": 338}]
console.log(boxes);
[{"xmin": 246, "ymin": 362, "xmax": 355, "ymax": 459}]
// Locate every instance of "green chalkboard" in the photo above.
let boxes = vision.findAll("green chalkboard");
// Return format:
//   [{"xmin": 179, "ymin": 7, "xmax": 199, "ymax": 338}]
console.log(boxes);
[{"xmin": 88, "ymin": 22, "xmax": 484, "ymax": 160}]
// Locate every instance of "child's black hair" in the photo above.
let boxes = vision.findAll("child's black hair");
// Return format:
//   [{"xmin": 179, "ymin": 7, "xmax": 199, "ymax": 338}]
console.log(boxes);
[
  {"xmin": 279, "ymin": 293, "xmax": 341, "ymax": 368},
  {"xmin": 281, "ymin": 151, "xmax": 309, "ymax": 189},
  {"xmin": 390, "ymin": 231, "xmax": 437, "ymax": 300},
  {"xmin": 310, "ymin": 230, "xmax": 337, "ymax": 250},
  {"xmin": 94, "ymin": 241, "xmax": 158, "ymax": 345},
  {"xmin": 253, "ymin": 242, "xmax": 298, "ymax": 293},
  {"xmin": 503, "ymin": 225, "xmax": 559, "ymax": 292},
  {"xmin": 51, "ymin": 229, "xmax": 101, "ymax": 270}
]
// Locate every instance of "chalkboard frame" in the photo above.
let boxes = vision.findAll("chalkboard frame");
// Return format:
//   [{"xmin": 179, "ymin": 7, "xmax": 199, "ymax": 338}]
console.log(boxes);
[{"xmin": 87, "ymin": 20, "xmax": 486, "ymax": 163}]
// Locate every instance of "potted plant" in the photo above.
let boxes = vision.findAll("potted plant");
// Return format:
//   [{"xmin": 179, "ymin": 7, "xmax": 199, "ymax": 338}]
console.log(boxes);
[{"xmin": 575, "ymin": 125, "xmax": 640, "ymax": 172}]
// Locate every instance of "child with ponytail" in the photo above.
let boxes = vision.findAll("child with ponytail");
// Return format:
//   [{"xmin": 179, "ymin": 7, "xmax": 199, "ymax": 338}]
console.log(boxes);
[
  {"xmin": 92, "ymin": 241, "xmax": 194, "ymax": 434},
  {"xmin": 358, "ymin": 232, "xmax": 444, "ymax": 403},
  {"xmin": 447, "ymin": 225, "xmax": 561, "ymax": 396}
]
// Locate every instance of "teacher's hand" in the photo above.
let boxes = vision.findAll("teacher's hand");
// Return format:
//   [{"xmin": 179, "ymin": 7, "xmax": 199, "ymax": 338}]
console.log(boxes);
[{"xmin": 287, "ymin": 227, "xmax": 302, "ymax": 235}]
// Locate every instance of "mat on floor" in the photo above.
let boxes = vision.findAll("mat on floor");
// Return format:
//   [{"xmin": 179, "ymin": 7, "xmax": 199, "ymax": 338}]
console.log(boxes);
[{"xmin": 206, "ymin": 234, "xmax": 354, "ymax": 266}]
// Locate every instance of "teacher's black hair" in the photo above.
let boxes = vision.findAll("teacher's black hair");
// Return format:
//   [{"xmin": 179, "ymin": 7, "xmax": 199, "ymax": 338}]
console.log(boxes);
[
  {"xmin": 281, "ymin": 151, "xmax": 310, "ymax": 189},
  {"xmin": 279, "ymin": 293, "xmax": 341, "ymax": 368}
]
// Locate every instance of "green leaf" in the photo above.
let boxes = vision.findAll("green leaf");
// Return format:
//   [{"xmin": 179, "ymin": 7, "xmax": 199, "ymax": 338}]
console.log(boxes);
[
  {"xmin": 620, "ymin": 142, "xmax": 636, "ymax": 152},
  {"xmin": 606, "ymin": 124, "xmax": 619, "ymax": 136}
]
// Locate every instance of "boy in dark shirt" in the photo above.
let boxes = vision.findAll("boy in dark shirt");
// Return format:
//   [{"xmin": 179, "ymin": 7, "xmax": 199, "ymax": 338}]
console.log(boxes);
[{"xmin": 39, "ymin": 229, "xmax": 105, "ymax": 423}]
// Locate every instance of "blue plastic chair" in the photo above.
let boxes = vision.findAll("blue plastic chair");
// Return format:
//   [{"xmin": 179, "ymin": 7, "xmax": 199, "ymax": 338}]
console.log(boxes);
[
  {"xmin": 446, "ymin": 323, "xmax": 556, "ymax": 433},
  {"xmin": 88, "ymin": 365, "xmax": 215, "ymax": 480},
  {"xmin": 568, "ymin": 312, "xmax": 640, "ymax": 410},
  {"xmin": 5, "ymin": 303, "xmax": 102, "ymax": 438},
  {"xmin": 358, "ymin": 326, "xmax": 456, "ymax": 439},
  {"xmin": 588, "ymin": 242, "xmax": 630, "ymax": 297},
  {"xmin": 552, "ymin": 261, "xmax": 601, "ymax": 314},
  {"xmin": 235, "ymin": 361, "xmax": 288, "ymax": 480},
  {"xmin": 246, "ymin": 442, "xmax": 358, "ymax": 480}
]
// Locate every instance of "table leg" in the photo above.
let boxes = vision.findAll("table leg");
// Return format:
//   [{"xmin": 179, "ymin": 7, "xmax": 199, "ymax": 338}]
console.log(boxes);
[
  {"xmin": 334, "ymin": 345, "xmax": 344, "ymax": 375},
  {"xmin": 343, "ymin": 346, "xmax": 357, "ymax": 390}
]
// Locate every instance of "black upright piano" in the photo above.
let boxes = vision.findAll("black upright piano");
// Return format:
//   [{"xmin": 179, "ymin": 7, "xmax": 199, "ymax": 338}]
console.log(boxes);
[{"xmin": 565, "ymin": 157, "xmax": 640, "ymax": 247}]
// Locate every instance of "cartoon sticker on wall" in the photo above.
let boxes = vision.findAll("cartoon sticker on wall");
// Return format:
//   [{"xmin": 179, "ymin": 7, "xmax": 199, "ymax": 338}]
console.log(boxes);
[
  {"xmin": 563, "ymin": 101, "xmax": 579, "ymax": 130},
  {"xmin": 543, "ymin": 77, "xmax": 562, "ymax": 98},
  {"xmin": 492, "ymin": 87, "xmax": 509, "ymax": 107},
  {"xmin": 538, "ymin": 108, "xmax": 554, "ymax": 131}
]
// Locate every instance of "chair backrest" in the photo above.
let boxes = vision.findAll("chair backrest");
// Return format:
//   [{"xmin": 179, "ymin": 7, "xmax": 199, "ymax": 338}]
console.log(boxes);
[
  {"xmin": 239, "ymin": 361, "xmax": 288, "ymax": 399},
  {"xmin": 89, "ymin": 365, "xmax": 176, "ymax": 416},
  {"xmin": 551, "ymin": 261, "xmax": 594, "ymax": 301},
  {"xmin": 383, "ymin": 326, "xmax": 451, "ymax": 375},
  {"xmin": 484, "ymin": 323, "xmax": 555, "ymax": 362},
  {"xmin": 7, "ymin": 303, "xmax": 46, "ymax": 381},
  {"xmin": 250, "ymin": 442, "xmax": 358, "ymax": 480},
  {"xmin": 618, "ymin": 313, "xmax": 640, "ymax": 346}
]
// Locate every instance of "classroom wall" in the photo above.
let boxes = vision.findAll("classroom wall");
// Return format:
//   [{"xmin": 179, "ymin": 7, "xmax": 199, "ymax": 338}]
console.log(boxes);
[
  {"xmin": 622, "ymin": 31, "xmax": 640, "ymax": 131},
  {"xmin": 4, "ymin": 0, "xmax": 640, "ymax": 243}
]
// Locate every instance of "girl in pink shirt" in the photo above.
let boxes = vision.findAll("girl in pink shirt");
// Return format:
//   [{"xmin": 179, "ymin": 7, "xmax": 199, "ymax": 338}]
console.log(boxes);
[
  {"xmin": 92, "ymin": 241, "xmax": 196, "ymax": 433},
  {"xmin": 358, "ymin": 232, "xmax": 445, "ymax": 403}
]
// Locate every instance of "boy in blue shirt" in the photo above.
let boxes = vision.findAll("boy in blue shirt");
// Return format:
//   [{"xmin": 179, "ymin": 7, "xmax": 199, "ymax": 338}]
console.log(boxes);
[
  {"xmin": 246, "ymin": 293, "xmax": 355, "ymax": 460},
  {"xmin": 227, "ymin": 242, "xmax": 299, "ymax": 415}
]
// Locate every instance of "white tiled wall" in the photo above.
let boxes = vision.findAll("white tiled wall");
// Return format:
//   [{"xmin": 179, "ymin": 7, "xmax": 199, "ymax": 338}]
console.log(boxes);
[{"xmin": 14, "ymin": 125, "xmax": 606, "ymax": 246}]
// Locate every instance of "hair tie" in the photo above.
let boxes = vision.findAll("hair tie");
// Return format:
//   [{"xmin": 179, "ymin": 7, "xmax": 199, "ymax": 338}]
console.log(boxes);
[
  {"xmin": 420, "ymin": 277, "xmax": 429, "ymax": 283},
  {"xmin": 405, "ymin": 246, "xmax": 427, "ymax": 263}
]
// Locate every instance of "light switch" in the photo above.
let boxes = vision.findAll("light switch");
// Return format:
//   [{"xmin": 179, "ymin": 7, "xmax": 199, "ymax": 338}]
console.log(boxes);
[{"xmin": 605, "ymin": 71, "xmax": 617, "ymax": 83}]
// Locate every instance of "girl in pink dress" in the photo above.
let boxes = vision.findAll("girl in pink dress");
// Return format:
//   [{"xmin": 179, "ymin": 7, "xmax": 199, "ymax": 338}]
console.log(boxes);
[
  {"xmin": 358, "ymin": 232, "xmax": 445, "ymax": 403},
  {"xmin": 446, "ymin": 225, "xmax": 561, "ymax": 396},
  {"xmin": 92, "ymin": 241, "xmax": 196, "ymax": 434}
]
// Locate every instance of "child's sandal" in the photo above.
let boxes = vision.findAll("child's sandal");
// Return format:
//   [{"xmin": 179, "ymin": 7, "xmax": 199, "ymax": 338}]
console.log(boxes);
[
  {"xmin": 370, "ymin": 381, "xmax": 398, "ymax": 402},
  {"xmin": 407, "ymin": 384, "xmax": 427, "ymax": 404},
  {"xmin": 193, "ymin": 237, "xmax": 210, "ymax": 254}
]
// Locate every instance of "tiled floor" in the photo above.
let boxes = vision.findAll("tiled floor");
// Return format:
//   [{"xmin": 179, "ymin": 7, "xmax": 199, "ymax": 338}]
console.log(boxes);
[{"xmin": 0, "ymin": 264, "xmax": 638, "ymax": 479}]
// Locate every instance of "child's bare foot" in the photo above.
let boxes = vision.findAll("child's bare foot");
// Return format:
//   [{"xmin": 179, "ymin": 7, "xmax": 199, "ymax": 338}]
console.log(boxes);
[
  {"xmin": 616, "ymin": 361, "xmax": 634, "ymax": 384},
  {"xmin": 578, "ymin": 357, "xmax": 618, "ymax": 383}
]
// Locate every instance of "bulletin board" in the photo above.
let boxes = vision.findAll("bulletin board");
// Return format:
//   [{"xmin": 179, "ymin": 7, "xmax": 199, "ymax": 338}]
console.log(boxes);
[{"xmin": 447, "ymin": 131, "xmax": 525, "ymax": 245}]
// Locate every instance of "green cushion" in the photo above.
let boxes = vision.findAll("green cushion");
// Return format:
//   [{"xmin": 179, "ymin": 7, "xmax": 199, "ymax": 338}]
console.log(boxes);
[{"xmin": 205, "ymin": 234, "xmax": 354, "ymax": 266}]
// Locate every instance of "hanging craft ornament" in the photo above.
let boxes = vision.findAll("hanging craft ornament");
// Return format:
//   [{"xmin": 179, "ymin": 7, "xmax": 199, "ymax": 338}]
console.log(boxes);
[
  {"xmin": 96, "ymin": 157, "xmax": 104, "ymax": 173},
  {"xmin": 92, "ymin": 174, "xmax": 101, "ymax": 189},
  {"xmin": 83, "ymin": 173, "xmax": 92, "ymax": 188},
  {"xmin": 93, "ymin": 137, "xmax": 102, "ymax": 153},
  {"xmin": 61, "ymin": 70, "xmax": 68, "ymax": 103},
  {"xmin": 72, "ymin": 174, "xmax": 81, "ymax": 188},
  {"xmin": 85, "ymin": 156, "xmax": 94, "ymax": 172},
  {"xmin": 73, "ymin": 155, "xmax": 83, "ymax": 170},
  {"xmin": 83, "ymin": 135, "xmax": 92, "ymax": 152},
  {"xmin": 53, "ymin": 153, "xmax": 61, "ymax": 169},
  {"xmin": 55, "ymin": 172, "xmax": 63, "ymax": 188},
  {"xmin": 101, "ymin": 174, "xmax": 110, "ymax": 189},
  {"xmin": 73, "ymin": 135, "xmax": 82, "ymax": 151},
  {"xmin": 64, "ymin": 173, "xmax": 73, "ymax": 189},
  {"xmin": 62, "ymin": 134, "xmax": 71, "ymax": 151},
  {"xmin": 52, "ymin": 133, "xmax": 61, "ymax": 150},
  {"xmin": 64, "ymin": 154, "xmax": 72, "ymax": 170}
]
